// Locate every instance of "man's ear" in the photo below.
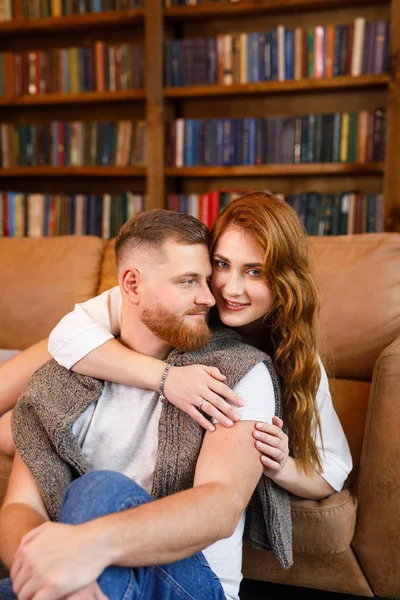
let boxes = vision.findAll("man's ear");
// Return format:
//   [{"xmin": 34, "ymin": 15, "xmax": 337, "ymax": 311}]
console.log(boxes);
[{"xmin": 121, "ymin": 268, "xmax": 141, "ymax": 305}]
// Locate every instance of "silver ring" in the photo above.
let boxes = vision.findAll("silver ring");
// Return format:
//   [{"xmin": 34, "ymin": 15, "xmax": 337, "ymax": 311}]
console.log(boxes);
[{"xmin": 198, "ymin": 399, "xmax": 206, "ymax": 411}]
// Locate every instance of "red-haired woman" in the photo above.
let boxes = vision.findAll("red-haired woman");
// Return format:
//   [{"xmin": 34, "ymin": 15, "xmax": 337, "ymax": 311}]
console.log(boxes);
[{"xmin": 0, "ymin": 193, "xmax": 351, "ymax": 499}]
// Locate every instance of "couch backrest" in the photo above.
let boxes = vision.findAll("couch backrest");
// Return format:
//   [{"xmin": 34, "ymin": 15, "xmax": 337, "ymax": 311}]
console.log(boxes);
[
  {"xmin": 0, "ymin": 236, "xmax": 106, "ymax": 350},
  {"xmin": 100, "ymin": 233, "xmax": 400, "ymax": 382},
  {"xmin": 308, "ymin": 233, "xmax": 400, "ymax": 381}
]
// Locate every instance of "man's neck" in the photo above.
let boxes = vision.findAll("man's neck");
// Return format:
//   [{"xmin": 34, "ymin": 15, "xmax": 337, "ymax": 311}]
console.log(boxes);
[{"xmin": 119, "ymin": 311, "xmax": 172, "ymax": 360}]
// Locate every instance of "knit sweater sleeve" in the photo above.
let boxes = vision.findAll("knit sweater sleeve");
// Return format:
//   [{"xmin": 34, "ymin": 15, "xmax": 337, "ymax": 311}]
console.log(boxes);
[{"xmin": 11, "ymin": 360, "xmax": 103, "ymax": 520}]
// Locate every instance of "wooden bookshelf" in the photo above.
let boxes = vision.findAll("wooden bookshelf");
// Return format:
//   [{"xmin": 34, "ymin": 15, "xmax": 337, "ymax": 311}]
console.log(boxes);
[
  {"xmin": 0, "ymin": 0, "xmax": 399, "ymax": 234},
  {"xmin": 164, "ymin": 75, "xmax": 390, "ymax": 98},
  {"xmin": 0, "ymin": 9, "xmax": 145, "ymax": 36},
  {"xmin": 0, "ymin": 91, "xmax": 146, "ymax": 107},
  {"xmin": 164, "ymin": 0, "xmax": 382, "ymax": 21},
  {"xmin": 165, "ymin": 164, "xmax": 385, "ymax": 178},
  {"xmin": 0, "ymin": 167, "xmax": 146, "ymax": 177}
]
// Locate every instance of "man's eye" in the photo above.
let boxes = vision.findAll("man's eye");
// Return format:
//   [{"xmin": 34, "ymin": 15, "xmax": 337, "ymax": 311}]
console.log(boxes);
[{"xmin": 182, "ymin": 280, "xmax": 195, "ymax": 286}]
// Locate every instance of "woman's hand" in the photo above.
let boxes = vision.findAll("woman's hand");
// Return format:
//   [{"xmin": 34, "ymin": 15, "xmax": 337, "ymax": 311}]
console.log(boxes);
[
  {"xmin": 163, "ymin": 365, "xmax": 244, "ymax": 431},
  {"xmin": 253, "ymin": 416, "xmax": 289, "ymax": 474}
]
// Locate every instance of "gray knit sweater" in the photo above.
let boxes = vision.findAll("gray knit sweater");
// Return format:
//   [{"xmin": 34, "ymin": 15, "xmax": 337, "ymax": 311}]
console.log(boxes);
[{"xmin": 11, "ymin": 327, "xmax": 293, "ymax": 569}]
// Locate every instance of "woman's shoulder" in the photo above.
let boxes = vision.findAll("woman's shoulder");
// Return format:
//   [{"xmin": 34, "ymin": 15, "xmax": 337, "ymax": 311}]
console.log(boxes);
[{"xmin": 316, "ymin": 354, "xmax": 331, "ymax": 401}]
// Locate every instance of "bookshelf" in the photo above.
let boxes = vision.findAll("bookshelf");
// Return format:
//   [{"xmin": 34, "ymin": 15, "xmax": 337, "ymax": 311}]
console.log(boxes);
[{"xmin": 0, "ymin": 0, "xmax": 399, "ymax": 235}]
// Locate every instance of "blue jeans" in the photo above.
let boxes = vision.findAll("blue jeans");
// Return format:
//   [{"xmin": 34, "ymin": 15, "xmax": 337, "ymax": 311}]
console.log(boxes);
[{"xmin": 0, "ymin": 470, "xmax": 226, "ymax": 600}]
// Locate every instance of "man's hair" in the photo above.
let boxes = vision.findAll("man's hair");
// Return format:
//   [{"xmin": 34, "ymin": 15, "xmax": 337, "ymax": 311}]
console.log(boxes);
[{"xmin": 115, "ymin": 209, "xmax": 209, "ymax": 268}]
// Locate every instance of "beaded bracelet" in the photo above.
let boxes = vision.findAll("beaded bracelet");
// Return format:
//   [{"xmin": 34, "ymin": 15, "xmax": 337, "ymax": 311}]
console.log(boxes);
[{"xmin": 158, "ymin": 362, "xmax": 174, "ymax": 403}]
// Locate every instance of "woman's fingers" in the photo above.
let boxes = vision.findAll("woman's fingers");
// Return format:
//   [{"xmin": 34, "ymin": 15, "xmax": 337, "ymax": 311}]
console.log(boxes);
[
  {"xmin": 187, "ymin": 406, "xmax": 216, "ymax": 432},
  {"xmin": 206, "ymin": 375, "xmax": 244, "ymax": 408}
]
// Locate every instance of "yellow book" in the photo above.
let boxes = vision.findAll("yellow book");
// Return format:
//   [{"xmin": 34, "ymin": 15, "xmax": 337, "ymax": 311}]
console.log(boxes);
[
  {"xmin": 69, "ymin": 48, "xmax": 79, "ymax": 94},
  {"xmin": 340, "ymin": 112, "xmax": 349, "ymax": 163}
]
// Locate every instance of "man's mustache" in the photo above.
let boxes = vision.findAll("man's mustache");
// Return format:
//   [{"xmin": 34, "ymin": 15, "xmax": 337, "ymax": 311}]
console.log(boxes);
[{"xmin": 186, "ymin": 308, "xmax": 210, "ymax": 316}]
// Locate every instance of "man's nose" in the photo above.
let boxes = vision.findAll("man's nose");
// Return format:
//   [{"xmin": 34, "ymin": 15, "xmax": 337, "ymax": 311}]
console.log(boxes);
[{"xmin": 195, "ymin": 284, "xmax": 216, "ymax": 307}]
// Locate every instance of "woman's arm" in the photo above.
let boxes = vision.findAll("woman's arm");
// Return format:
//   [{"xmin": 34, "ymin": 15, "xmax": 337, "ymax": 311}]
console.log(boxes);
[
  {"xmin": 49, "ymin": 287, "xmax": 244, "ymax": 430},
  {"xmin": 252, "ymin": 359, "xmax": 353, "ymax": 500},
  {"xmin": 0, "ymin": 338, "xmax": 51, "ymax": 416}
]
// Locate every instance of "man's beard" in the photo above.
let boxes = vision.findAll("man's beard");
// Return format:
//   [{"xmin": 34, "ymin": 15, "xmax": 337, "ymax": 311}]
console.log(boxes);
[{"xmin": 141, "ymin": 303, "xmax": 211, "ymax": 352}]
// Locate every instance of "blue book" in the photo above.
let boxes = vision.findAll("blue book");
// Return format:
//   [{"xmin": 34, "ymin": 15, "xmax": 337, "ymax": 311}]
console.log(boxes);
[
  {"xmin": 216, "ymin": 119, "xmax": 224, "ymax": 166},
  {"xmin": 270, "ymin": 28, "xmax": 278, "ymax": 81},
  {"xmin": 248, "ymin": 118, "xmax": 256, "ymax": 165},
  {"xmin": 222, "ymin": 118, "xmax": 232, "ymax": 166},
  {"xmin": 284, "ymin": 29, "xmax": 295, "ymax": 80},
  {"xmin": 8, "ymin": 192, "xmax": 15, "ymax": 237}
]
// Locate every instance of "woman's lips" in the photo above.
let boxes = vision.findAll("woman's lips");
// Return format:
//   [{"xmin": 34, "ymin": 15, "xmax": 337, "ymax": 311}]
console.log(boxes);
[{"xmin": 222, "ymin": 299, "xmax": 250, "ymax": 312}]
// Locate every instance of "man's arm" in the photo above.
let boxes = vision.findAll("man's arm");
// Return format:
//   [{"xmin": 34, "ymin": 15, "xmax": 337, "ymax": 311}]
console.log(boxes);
[
  {"xmin": 0, "ymin": 451, "xmax": 50, "ymax": 569},
  {"xmin": 8, "ymin": 419, "xmax": 263, "ymax": 600},
  {"xmin": 84, "ymin": 420, "xmax": 263, "ymax": 567}
]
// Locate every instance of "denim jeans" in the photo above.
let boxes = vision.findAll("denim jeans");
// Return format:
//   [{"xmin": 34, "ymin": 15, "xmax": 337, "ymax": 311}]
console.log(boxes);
[{"xmin": 0, "ymin": 470, "xmax": 226, "ymax": 600}]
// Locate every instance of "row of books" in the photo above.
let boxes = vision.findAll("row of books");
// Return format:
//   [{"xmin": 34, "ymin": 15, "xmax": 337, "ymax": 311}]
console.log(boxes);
[
  {"xmin": 167, "ymin": 110, "xmax": 386, "ymax": 167},
  {"xmin": 286, "ymin": 192, "xmax": 384, "ymax": 235},
  {"xmin": 0, "ymin": 191, "xmax": 146, "ymax": 237},
  {"xmin": 0, "ymin": 120, "xmax": 146, "ymax": 167},
  {"xmin": 164, "ymin": 0, "xmax": 235, "ymax": 5},
  {"xmin": 165, "ymin": 19, "xmax": 390, "ymax": 87},
  {"xmin": 0, "ymin": 43, "xmax": 145, "ymax": 96},
  {"xmin": 0, "ymin": 0, "xmax": 12, "ymax": 20},
  {"xmin": 0, "ymin": 0, "xmax": 144, "ymax": 21},
  {"xmin": 167, "ymin": 190, "xmax": 384, "ymax": 234}
]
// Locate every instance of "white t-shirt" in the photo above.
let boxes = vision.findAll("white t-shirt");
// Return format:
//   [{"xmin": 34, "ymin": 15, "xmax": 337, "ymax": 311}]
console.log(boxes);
[
  {"xmin": 72, "ymin": 362, "xmax": 275, "ymax": 600},
  {"xmin": 48, "ymin": 285, "xmax": 353, "ymax": 492}
]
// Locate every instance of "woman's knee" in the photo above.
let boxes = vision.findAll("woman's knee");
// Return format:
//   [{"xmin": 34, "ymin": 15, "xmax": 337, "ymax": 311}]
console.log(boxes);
[{"xmin": 59, "ymin": 471, "xmax": 153, "ymax": 524}]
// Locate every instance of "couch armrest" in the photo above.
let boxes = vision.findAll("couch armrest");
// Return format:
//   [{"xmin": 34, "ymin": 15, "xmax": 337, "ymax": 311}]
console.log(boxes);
[{"xmin": 352, "ymin": 334, "xmax": 400, "ymax": 598}]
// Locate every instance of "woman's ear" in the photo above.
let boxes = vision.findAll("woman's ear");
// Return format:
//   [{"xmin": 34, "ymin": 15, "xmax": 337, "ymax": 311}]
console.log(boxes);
[{"xmin": 121, "ymin": 268, "xmax": 141, "ymax": 305}]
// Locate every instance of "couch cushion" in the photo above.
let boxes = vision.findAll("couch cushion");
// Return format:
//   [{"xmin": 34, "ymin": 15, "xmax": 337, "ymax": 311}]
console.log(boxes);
[
  {"xmin": 328, "ymin": 378, "xmax": 370, "ymax": 489},
  {"xmin": 0, "ymin": 236, "xmax": 106, "ymax": 350},
  {"xmin": 309, "ymin": 233, "xmax": 400, "ymax": 381},
  {"xmin": 98, "ymin": 238, "xmax": 118, "ymax": 294},
  {"xmin": 291, "ymin": 488, "xmax": 356, "ymax": 554}
]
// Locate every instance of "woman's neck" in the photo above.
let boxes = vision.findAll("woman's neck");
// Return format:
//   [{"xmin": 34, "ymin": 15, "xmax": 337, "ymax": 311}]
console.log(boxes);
[{"xmin": 235, "ymin": 319, "xmax": 274, "ymax": 356}]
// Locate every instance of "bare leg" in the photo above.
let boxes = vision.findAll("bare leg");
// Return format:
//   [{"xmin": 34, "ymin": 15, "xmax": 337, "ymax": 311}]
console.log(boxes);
[{"xmin": 0, "ymin": 338, "xmax": 51, "ymax": 455}]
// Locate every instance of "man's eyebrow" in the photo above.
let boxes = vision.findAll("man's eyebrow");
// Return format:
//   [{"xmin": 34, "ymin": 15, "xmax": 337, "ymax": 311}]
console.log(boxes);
[
  {"xmin": 214, "ymin": 254, "xmax": 263, "ymax": 268},
  {"xmin": 172, "ymin": 272, "xmax": 201, "ymax": 280}
]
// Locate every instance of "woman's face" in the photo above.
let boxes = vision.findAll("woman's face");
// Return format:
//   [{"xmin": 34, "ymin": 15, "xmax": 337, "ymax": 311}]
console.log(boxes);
[{"xmin": 210, "ymin": 226, "xmax": 276, "ymax": 330}]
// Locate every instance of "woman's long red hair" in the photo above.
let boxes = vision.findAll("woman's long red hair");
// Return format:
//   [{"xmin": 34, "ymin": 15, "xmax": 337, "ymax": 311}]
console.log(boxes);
[{"xmin": 210, "ymin": 192, "xmax": 322, "ymax": 473}]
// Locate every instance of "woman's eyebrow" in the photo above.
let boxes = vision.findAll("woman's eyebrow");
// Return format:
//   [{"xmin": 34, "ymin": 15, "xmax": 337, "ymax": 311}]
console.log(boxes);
[
  {"xmin": 214, "ymin": 254, "xmax": 262, "ymax": 269},
  {"xmin": 213, "ymin": 254, "xmax": 230, "ymax": 262}
]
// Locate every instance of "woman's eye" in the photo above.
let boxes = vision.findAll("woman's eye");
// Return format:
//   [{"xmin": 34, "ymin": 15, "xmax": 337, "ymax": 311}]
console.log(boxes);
[
  {"xmin": 216, "ymin": 261, "xmax": 229, "ymax": 269},
  {"xmin": 248, "ymin": 269, "xmax": 262, "ymax": 277}
]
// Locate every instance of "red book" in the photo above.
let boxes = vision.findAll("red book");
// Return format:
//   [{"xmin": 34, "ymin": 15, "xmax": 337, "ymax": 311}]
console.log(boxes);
[
  {"xmin": 3, "ymin": 193, "xmax": 10, "ymax": 237},
  {"xmin": 199, "ymin": 193, "xmax": 209, "ymax": 227},
  {"xmin": 208, "ymin": 190, "xmax": 220, "ymax": 228}
]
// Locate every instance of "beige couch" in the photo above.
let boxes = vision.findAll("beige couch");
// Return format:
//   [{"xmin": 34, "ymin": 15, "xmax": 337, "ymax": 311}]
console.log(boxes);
[{"xmin": 0, "ymin": 232, "xmax": 400, "ymax": 598}]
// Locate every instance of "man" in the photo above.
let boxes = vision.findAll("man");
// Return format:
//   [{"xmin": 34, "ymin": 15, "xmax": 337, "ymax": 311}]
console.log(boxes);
[{"xmin": 0, "ymin": 210, "xmax": 291, "ymax": 600}]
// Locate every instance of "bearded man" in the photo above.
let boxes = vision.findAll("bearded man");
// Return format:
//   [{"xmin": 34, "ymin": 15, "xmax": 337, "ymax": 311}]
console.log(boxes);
[{"xmin": 0, "ymin": 209, "xmax": 291, "ymax": 600}]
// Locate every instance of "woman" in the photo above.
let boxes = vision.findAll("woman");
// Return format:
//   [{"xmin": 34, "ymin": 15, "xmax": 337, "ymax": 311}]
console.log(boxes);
[{"xmin": 0, "ymin": 192, "xmax": 352, "ymax": 499}]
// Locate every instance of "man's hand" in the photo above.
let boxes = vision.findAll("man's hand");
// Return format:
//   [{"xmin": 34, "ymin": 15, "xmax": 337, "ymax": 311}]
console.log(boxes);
[
  {"xmin": 64, "ymin": 582, "xmax": 108, "ymax": 600},
  {"xmin": 10, "ymin": 522, "xmax": 109, "ymax": 600}
]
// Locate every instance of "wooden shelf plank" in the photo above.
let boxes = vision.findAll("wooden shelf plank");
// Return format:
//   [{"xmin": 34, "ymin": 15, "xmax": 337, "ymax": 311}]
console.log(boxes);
[
  {"xmin": 164, "ymin": 75, "xmax": 390, "ymax": 98},
  {"xmin": 0, "ymin": 166, "xmax": 146, "ymax": 177},
  {"xmin": 0, "ymin": 9, "xmax": 144, "ymax": 35},
  {"xmin": 0, "ymin": 90, "xmax": 145, "ymax": 107},
  {"xmin": 165, "ymin": 163, "xmax": 385, "ymax": 177},
  {"xmin": 164, "ymin": 0, "xmax": 384, "ymax": 21}
]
